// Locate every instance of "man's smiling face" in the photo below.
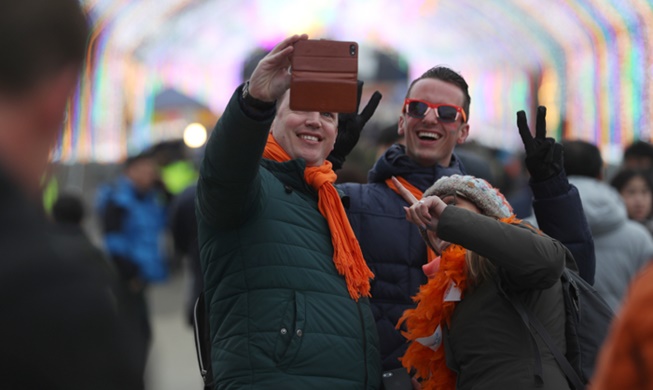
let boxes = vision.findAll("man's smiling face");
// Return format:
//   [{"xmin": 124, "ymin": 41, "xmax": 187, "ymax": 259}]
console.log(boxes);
[
  {"xmin": 270, "ymin": 93, "xmax": 338, "ymax": 167},
  {"xmin": 398, "ymin": 78, "xmax": 469, "ymax": 167}
]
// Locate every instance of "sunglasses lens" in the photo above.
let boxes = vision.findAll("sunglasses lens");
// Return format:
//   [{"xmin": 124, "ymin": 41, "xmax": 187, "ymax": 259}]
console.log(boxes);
[
  {"xmin": 407, "ymin": 101, "xmax": 428, "ymax": 117},
  {"xmin": 437, "ymin": 106, "xmax": 458, "ymax": 122}
]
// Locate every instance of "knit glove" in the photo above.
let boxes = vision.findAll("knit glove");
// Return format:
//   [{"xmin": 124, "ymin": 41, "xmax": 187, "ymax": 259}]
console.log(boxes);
[
  {"xmin": 328, "ymin": 81, "xmax": 382, "ymax": 170},
  {"xmin": 517, "ymin": 106, "xmax": 563, "ymax": 182}
]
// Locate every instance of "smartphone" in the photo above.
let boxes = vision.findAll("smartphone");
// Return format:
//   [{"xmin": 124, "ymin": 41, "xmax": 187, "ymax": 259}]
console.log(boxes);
[
  {"xmin": 381, "ymin": 368, "xmax": 413, "ymax": 390},
  {"xmin": 289, "ymin": 39, "xmax": 358, "ymax": 113}
]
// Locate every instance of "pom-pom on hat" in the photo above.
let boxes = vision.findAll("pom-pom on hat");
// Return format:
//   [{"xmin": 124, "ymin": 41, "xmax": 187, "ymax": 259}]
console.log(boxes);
[{"xmin": 423, "ymin": 175, "xmax": 513, "ymax": 219}]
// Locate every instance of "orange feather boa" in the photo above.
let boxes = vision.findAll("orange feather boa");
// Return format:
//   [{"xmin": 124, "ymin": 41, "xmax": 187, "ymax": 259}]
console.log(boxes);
[{"xmin": 397, "ymin": 216, "xmax": 522, "ymax": 389}]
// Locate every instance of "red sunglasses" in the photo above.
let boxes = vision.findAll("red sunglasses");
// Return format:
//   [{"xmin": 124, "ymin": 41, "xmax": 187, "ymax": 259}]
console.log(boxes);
[{"xmin": 404, "ymin": 99, "xmax": 467, "ymax": 123}]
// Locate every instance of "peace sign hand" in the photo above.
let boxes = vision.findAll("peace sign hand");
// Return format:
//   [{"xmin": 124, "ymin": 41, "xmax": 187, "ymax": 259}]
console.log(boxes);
[
  {"xmin": 516, "ymin": 106, "xmax": 564, "ymax": 182},
  {"xmin": 328, "ymin": 81, "xmax": 383, "ymax": 170}
]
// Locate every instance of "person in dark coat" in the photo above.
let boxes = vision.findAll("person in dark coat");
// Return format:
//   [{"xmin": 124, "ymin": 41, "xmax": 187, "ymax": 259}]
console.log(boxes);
[
  {"xmin": 196, "ymin": 34, "xmax": 381, "ymax": 389},
  {"xmin": 168, "ymin": 184, "xmax": 203, "ymax": 325},
  {"xmin": 51, "ymin": 192, "xmax": 117, "ymax": 277},
  {"xmin": 593, "ymin": 260, "xmax": 653, "ymax": 390},
  {"xmin": 396, "ymin": 174, "xmax": 571, "ymax": 390},
  {"xmin": 96, "ymin": 153, "xmax": 169, "ymax": 370},
  {"xmin": 0, "ymin": 1, "xmax": 144, "ymax": 388},
  {"xmin": 333, "ymin": 66, "xmax": 595, "ymax": 370}
]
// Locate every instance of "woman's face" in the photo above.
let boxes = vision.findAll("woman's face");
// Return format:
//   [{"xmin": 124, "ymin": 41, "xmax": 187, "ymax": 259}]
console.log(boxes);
[
  {"xmin": 620, "ymin": 176, "xmax": 653, "ymax": 222},
  {"xmin": 426, "ymin": 193, "xmax": 481, "ymax": 254}
]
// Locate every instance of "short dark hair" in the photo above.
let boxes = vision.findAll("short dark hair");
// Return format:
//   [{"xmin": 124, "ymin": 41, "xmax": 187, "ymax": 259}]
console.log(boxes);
[
  {"xmin": 624, "ymin": 141, "xmax": 653, "ymax": 162},
  {"xmin": 124, "ymin": 152, "xmax": 155, "ymax": 169},
  {"xmin": 405, "ymin": 66, "xmax": 471, "ymax": 122},
  {"xmin": 52, "ymin": 193, "xmax": 85, "ymax": 225},
  {"xmin": 562, "ymin": 140, "xmax": 603, "ymax": 178},
  {"xmin": 0, "ymin": 0, "xmax": 89, "ymax": 93},
  {"xmin": 610, "ymin": 168, "xmax": 653, "ymax": 193}
]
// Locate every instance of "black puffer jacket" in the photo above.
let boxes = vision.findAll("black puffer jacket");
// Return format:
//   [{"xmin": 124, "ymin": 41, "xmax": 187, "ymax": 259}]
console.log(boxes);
[{"xmin": 337, "ymin": 144, "xmax": 465, "ymax": 370}]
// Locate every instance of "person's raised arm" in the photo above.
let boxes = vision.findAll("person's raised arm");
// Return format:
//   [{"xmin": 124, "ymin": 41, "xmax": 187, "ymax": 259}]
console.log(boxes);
[
  {"xmin": 517, "ymin": 106, "xmax": 596, "ymax": 284},
  {"xmin": 196, "ymin": 34, "xmax": 307, "ymax": 228}
]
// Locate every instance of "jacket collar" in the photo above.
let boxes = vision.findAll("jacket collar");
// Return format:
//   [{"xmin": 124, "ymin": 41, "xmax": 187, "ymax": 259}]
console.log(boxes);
[
  {"xmin": 261, "ymin": 157, "xmax": 315, "ymax": 196},
  {"xmin": 368, "ymin": 144, "xmax": 465, "ymax": 192}
]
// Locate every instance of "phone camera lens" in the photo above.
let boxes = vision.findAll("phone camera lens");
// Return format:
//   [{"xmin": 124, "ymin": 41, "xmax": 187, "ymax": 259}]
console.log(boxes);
[{"xmin": 350, "ymin": 44, "xmax": 356, "ymax": 56}]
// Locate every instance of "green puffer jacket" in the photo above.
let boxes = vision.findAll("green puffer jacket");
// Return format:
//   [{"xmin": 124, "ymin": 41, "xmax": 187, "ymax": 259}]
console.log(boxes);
[{"xmin": 196, "ymin": 88, "xmax": 381, "ymax": 390}]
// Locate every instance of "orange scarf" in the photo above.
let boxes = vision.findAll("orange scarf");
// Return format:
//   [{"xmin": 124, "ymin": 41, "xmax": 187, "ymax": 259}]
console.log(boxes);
[
  {"xmin": 263, "ymin": 133, "xmax": 373, "ymax": 300},
  {"xmin": 385, "ymin": 177, "xmax": 437, "ymax": 262},
  {"xmin": 397, "ymin": 216, "xmax": 523, "ymax": 390}
]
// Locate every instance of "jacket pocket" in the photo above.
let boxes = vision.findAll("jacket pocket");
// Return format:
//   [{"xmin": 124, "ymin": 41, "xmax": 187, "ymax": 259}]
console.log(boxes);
[{"xmin": 273, "ymin": 291, "xmax": 306, "ymax": 368}]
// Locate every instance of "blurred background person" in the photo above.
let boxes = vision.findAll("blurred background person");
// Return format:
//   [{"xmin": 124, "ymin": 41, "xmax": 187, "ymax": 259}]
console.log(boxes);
[
  {"xmin": 374, "ymin": 122, "xmax": 404, "ymax": 161},
  {"xmin": 52, "ymin": 192, "xmax": 85, "ymax": 226},
  {"xmin": 610, "ymin": 169, "xmax": 653, "ymax": 237},
  {"xmin": 592, "ymin": 260, "xmax": 653, "ymax": 390},
  {"xmin": 51, "ymin": 192, "xmax": 114, "ymax": 273},
  {"xmin": 168, "ymin": 183, "xmax": 202, "ymax": 326},
  {"xmin": 149, "ymin": 140, "xmax": 199, "ymax": 197},
  {"xmin": 563, "ymin": 140, "xmax": 653, "ymax": 311},
  {"xmin": 622, "ymin": 141, "xmax": 653, "ymax": 171},
  {"xmin": 0, "ymin": 0, "xmax": 144, "ymax": 388},
  {"xmin": 96, "ymin": 152, "xmax": 170, "ymax": 372}
]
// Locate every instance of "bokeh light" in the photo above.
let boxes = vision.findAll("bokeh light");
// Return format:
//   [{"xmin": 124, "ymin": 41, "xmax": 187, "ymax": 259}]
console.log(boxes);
[{"xmin": 183, "ymin": 123, "xmax": 207, "ymax": 149}]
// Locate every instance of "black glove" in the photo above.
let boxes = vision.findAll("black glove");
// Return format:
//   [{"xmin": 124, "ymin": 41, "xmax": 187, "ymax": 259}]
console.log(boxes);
[
  {"xmin": 517, "ymin": 106, "xmax": 563, "ymax": 182},
  {"xmin": 327, "ymin": 81, "xmax": 382, "ymax": 170}
]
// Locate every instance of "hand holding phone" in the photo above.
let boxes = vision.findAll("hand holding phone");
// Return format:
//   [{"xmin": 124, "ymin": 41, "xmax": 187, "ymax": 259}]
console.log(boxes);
[
  {"xmin": 247, "ymin": 34, "xmax": 308, "ymax": 103},
  {"xmin": 289, "ymin": 39, "xmax": 359, "ymax": 113}
]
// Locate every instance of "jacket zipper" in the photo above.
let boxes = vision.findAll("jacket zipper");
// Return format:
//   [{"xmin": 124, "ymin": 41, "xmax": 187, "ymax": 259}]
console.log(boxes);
[{"xmin": 356, "ymin": 302, "xmax": 368, "ymax": 388}]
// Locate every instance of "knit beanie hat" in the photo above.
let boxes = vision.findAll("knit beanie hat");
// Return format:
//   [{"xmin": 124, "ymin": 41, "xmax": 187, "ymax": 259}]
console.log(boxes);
[{"xmin": 423, "ymin": 174, "xmax": 513, "ymax": 219}]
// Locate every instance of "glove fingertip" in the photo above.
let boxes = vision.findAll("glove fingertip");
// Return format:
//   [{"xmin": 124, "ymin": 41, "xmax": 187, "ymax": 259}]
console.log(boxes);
[
  {"xmin": 360, "ymin": 92, "xmax": 382, "ymax": 122},
  {"xmin": 516, "ymin": 111, "xmax": 527, "ymax": 126}
]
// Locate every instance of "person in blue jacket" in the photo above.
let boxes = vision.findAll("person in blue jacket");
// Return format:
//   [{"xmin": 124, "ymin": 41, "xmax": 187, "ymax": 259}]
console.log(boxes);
[
  {"xmin": 96, "ymin": 152, "xmax": 169, "ymax": 369},
  {"xmin": 332, "ymin": 71, "xmax": 595, "ymax": 371}
]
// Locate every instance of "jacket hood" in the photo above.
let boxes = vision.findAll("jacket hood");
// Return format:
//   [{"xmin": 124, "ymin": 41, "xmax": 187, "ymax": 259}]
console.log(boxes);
[
  {"xmin": 368, "ymin": 144, "xmax": 465, "ymax": 192},
  {"xmin": 568, "ymin": 175, "xmax": 626, "ymax": 235}
]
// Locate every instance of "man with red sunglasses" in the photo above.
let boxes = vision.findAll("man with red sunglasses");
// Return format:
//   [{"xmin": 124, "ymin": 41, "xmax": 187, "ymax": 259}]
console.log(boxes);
[
  {"xmin": 399, "ymin": 76, "xmax": 470, "ymax": 169},
  {"xmin": 337, "ymin": 67, "xmax": 473, "ymax": 372},
  {"xmin": 335, "ymin": 67, "xmax": 595, "ymax": 377}
]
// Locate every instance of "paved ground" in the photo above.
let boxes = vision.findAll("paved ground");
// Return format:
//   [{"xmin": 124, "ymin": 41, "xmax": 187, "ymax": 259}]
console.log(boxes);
[{"xmin": 145, "ymin": 267, "xmax": 204, "ymax": 390}]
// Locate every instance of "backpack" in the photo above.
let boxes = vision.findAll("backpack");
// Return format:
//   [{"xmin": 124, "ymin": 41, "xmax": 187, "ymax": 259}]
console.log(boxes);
[{"xmin": 505, "ymin": 268, "xmax": 615, "ymax": 390}]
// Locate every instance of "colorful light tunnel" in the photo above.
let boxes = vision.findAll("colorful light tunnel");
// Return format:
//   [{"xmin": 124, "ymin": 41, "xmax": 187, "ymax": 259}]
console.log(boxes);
[{"xmin": 59, "ymin": 0, "xmax": 653, "ymax": 164}]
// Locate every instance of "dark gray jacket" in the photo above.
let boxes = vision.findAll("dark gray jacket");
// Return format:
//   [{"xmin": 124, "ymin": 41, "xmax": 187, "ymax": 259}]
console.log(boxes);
[{"xmin": 439, "ymin": 207, "xmax": 571, "ymax": 390}]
